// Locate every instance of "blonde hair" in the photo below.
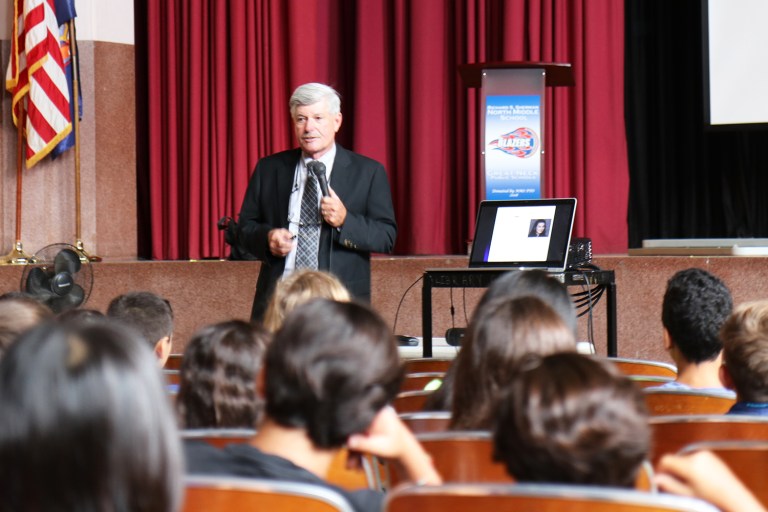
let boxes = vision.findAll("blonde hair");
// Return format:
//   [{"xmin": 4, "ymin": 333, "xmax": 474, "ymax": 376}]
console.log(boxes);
[
  {"xmin": 263, "ymin": 270, "xmax": 351, "ymax": 332},
  {"xmin": 721, "ymin": 300, "xmax": 768, "ymax": 402}
]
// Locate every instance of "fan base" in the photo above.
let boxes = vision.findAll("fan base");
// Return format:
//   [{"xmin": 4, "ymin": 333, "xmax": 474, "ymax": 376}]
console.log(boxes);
[{"xmin": 0, "ymin": 241, "xmax": 37, "ymax": 265}]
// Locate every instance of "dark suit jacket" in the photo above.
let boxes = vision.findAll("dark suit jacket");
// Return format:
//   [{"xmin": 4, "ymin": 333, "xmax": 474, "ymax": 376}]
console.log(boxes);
[{"xmin": 238, "ymin": 145, "xmax": 397, "ymax": 320}]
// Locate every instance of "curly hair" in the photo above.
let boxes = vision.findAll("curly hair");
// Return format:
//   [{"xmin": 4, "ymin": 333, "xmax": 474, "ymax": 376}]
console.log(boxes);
[
  {"xmin": 662, "ymin": 268, "xmax": 732, "ymax": 363},
  {"xmin": 177, "ymin": 320, "xmax": 269, "ymax": 429}
]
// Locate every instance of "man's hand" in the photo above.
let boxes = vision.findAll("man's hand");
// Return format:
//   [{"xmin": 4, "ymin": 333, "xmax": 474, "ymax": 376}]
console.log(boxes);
[
  {"xmin": 268, "ymin": 228, "xmax": 295, "ymax": 257},
  {"xmin": 320, "ymin": 187, "xmax": 347, "ymax": 228}
]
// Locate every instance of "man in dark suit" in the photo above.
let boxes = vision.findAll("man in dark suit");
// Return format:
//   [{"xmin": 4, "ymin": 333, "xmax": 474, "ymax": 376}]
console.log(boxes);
[{"xmin": 238, "ymin": 83, "xmax": 397, "ymax": 321}]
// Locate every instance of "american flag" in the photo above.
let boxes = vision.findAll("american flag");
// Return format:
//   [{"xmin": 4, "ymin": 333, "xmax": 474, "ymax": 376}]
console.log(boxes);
[{"xmin": 6, "ymin": 0, "xmax": 72, "ymax": 168}]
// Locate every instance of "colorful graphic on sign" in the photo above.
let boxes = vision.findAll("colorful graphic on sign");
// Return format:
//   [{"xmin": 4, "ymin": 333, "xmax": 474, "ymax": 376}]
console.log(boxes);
[{"xmin": 484, "ymin": 95, "xmax": 542, "ymax": 199}]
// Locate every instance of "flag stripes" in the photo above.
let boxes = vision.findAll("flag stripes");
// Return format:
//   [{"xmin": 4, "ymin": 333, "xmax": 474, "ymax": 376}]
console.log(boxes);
[{"xmin": 6, "ymin": 0, "xmax": 72, "ymax": 168}]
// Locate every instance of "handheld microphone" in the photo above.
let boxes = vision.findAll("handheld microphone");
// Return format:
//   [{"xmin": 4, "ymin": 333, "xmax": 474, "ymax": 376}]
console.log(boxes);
[{"xmin": 307, "ymin": 161, "xmax": 330, "ymax": 198}]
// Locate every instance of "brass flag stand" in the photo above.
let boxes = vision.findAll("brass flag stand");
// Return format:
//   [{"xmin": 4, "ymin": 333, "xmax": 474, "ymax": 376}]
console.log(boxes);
[{"xmin": 1, "ymin": 101, "xmax": 36, "ymax": 265}]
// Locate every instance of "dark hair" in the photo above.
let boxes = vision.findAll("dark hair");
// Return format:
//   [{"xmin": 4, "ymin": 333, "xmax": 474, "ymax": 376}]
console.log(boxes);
[
  {"xmin": 450, "ymin": 296, "xmax": 576, "ymax": 429},
  {"xmin": 475, "ymin": 270, "xmax": 577, "ymax": 333},
  {"xmin": 528, "ymin": 219, "xmax": 547, "ymax": 236},
  {"xmin": 493, "ymin": 352, "xmax": 650, "ymax": 487},
  {"xmin": 264, "ymin": 299, "xmax": 402, "ymax": 448},
  {"xmin": 177, "ymin": 320, "xmax": 269, "ymax": 429},
  {"xmin": 0, "ymin": 321, "xmax": 182, "ymax": 511},
  {"xmin": 107, "ymin": 291, "xmax": 174, "ymax": 347},
  {"xmin": 720, "ymin": 300, "xmax": 768, "ymax": 402},
  {"xmin": 662, "ymin": 268, "xmax": 732, "ymax": 363},
  {"xmin": 0, "ymin": 296, "xmax": 53, "ymax": 359},
  {"xmin": 56, "ymin": 308, "xmax": 105, "ymax": 327}
]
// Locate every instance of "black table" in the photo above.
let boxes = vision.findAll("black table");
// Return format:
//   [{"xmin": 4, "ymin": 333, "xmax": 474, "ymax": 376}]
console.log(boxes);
[{"xmin": 421, "ymin": 268, "xmax": 617, "ymax": 357}]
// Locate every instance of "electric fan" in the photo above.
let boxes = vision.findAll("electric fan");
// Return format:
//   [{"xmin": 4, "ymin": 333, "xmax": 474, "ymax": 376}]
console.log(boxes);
[{"xmin": 20, "ymin": 244, "xmax": 94, "ymax": 313}]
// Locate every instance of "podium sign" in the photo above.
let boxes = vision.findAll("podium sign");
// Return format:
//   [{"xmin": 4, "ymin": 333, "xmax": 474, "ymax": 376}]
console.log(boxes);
[{"xmin": 482, "ymin": 68, "xmax": 545, "ymax": 199}]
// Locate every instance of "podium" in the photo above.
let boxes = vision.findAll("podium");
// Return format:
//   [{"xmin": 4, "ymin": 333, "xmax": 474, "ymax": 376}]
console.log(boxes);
[
  {"xmin": 421, "ymin": 268, "xmax": 617, "ymax": 358},
  {"xmin": 458, "ymin": 61, "xmax": 574, "ymax": 200}
]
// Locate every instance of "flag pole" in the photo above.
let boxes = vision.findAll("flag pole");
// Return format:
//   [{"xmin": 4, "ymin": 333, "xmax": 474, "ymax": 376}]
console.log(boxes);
[
  {"xmin": 68, "ymin": 19, "xmax": 100, "ymax": 262},
  {"xmin": 1, "ymin": 99, "xmax": 36, "ymax": 265}
]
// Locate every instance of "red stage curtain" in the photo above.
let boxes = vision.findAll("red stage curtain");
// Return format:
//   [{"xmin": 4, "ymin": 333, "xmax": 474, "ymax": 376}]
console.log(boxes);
[{"xmin": 139, "ymin": 0, "xmax": 627, "ymax": 259}]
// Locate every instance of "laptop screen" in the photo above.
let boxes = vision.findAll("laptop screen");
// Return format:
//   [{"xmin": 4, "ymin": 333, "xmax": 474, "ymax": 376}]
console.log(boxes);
[{"xmin": 468, "ymin": 198, "xmax": 577, "ymax": 272}]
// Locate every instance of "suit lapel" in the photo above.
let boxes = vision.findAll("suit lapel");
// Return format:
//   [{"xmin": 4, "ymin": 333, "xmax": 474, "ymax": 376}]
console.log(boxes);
[
  {"xmin": 276, "ymin": 149, "xmax": 301, "ymax": 227},
  {"xmin": 329, "ymin": 145, "xmax": 353, "ymax": 201}
]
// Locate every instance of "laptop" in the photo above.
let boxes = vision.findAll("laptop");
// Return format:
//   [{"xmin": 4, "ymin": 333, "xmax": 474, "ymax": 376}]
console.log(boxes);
[{"xmin": 468, "ymin": 198, "xmax": 577, "ymax": 272}]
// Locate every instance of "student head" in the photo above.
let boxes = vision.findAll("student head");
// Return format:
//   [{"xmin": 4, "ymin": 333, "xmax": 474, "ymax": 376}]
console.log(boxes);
[
  {"xmin": 0, "ymin": 320, "xmax": 182, "ymax": 511},
  {"xmin": 263, "ymin": 299, "xmax": 401, "ymax": 448},
  {"xmin": 107, "ymin": 291, "xmax": 175, "ymax": 366},
  {"xmin": 263, "ymin": 269, "xmax": 351, "ymax": 332},
  {"xmin": 662, "ymin": 268, "xmax": 733, "ymax": 363},
  {"xmin": 493, "ymin": 352, "xmax": 650, "ymax": 488},
  {"xmin": 720, "ymin": 300, "xmax": 768, "ymax": 402},
  {"xmin": 450, "ymin": 295, "xmax": 576, "ymax": 429},
  {"xmin": 0, "ymin": 294, "xmax": 53, "ymax": 359},
  {"xmin": 475, "ymin": 270, "xmax": 577, "ymax": 334},
  {"xmin": 177, "ymin": 320, "xmax": 269, "ymax": 429}
]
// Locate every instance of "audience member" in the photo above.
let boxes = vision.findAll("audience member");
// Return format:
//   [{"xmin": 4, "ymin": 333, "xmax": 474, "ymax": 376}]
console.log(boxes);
[
  {"xmin": 720, "ymin": 300, "xmax": 768, "ymax": 415},
  {"xmin": 56, "ymin": 308, "xmax": 105, "ymax": 327},
  {"xmin": 185, "ymin": 299, "xmax": 441, "ymax": 512},
  {"xmin": 0, "ymin": 320, "xmax": 182, "ymax": 511},
  {"xmin": 449, "ymin": 295, "xmax": 576, "ymax": 429},
  {"xmin": 424, "ymin": 269, "xmax": 577, "ymax": 412},
  {"xmin": 0, "ymin": 294, "xmax": 52, "ymax": 359},
  {"xmin": 493, "ymin": 352, "xmax": 650, "ymax": 487},
  {"xmin": 107, "ymin": 291, "xmax": 175, "ymax": 367},
  {"xmin": 651, "ymin": 268, "xmax": 733, "ymax": 394},
  {"xmin": 263, "ymin": 269, "xmax": 351, "ymax": 332},
  {"xmin": 177, "ymin": 320, "xmax": 269, "ymax": 429}
]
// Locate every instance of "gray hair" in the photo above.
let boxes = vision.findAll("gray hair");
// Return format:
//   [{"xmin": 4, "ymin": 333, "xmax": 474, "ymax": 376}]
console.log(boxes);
[{"xmin": 289, "ymin": 83, "xmax": 341, "ymax": 116}]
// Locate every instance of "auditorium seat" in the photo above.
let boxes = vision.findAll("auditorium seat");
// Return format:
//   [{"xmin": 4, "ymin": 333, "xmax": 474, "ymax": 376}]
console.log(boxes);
[
  {"xmin": 399, "ymin": 411, "xmax": 451, "ymax": 434},
  {"xmin": 182, "ymin": 475, "xmax": 355, "ymax": 512},
  {"xmin": 597, "ymin": 356, "xmax": 678, "ymax": 378},
  {"xmin": 383, "ymin": 482, "xmax": 720, "ymax": 512},
  {"xmin": 181, "ymin": 429, "xmax": 375, "ymax": 490},
  {"xmin": 166, "ymin": 353, "xmax": 184, "ymax": 370},
  {"xmin": 630, "ymin": 375, "xmax": 674, "ymax": 389},
  {"xmin": 399, "ymin": 372, "xmax": 445, "ymax": 392},
  {"xmin": 678, "ymin": 440, "xmax": 768, "ymax": 509},
  {"xmin": 643, "ymin": 389, "xmax": 735, "ymax": 416},
  {"xmin": 393, "ymin": 390, "xmax": 434, "ymax": 413},
  {"xmin": 402, "ymin": 358, "xmax": 453, "ymax": 374},
  {"xmin": 385, "ymin": 430, "xmax": 655, "ymax": 491},
  {"xmin": 387, "ymin": 431, "xmax": 512, "ymax": 487},
  {"xmin": 181, "ymin": 428, "xmax": 255, "ymax": 448},
  {"xmin": 649, "ymin": 414, "xmax": 768, "ymax": 465}
]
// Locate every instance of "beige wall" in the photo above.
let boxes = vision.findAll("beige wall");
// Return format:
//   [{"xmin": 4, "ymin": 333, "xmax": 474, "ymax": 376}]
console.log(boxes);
[{"xmin": 1, "ymin": 1, "xmax": 136, "ymax": 261}]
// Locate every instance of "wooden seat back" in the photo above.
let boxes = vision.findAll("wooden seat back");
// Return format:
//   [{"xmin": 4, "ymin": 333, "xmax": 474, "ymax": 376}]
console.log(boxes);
[
  {"xmin": 399, "ymin": 411, "xmax": 451, "ymax": 434},
  {"xmin": 643, "ymin": 389, "xmax": 735, "ymax": 416},
  {"xmin": 649, "ymin": 414, "xmax": 768, "ymax": 465},
  {"xmin": 393, "ymin": 390, "xmax": 434, "ymax": 413},
  {"xmin": 383, "ymin": 482, "xmax": 720, "ymax": 512},
  {"xmin": 400, "ymin": 372, "xmax": 445, "ymax": 392},
  {"xmin": 166, "ymin": 353, "xmax": 184, "ymax": 370},
  {"xmin": 402, "ymin": 358, "xmax": 453, "ymax": 375},
  {"xmin": 630, "ymin": 375, "xmax": 674, "ymax": 389},
  {"xmin": 388, "ymin": 431, "xmax": 511, "ymax": 487},
  {"xmin": 597, "ymin": 357, "xmax": 677, "ymax": 378},
  {"xmin": 183, "ymin": 475, "xmax": 355, "ymax": 512}
]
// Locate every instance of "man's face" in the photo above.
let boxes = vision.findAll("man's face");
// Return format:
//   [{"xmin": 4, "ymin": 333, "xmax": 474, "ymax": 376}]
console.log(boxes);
[{"xmin": 293, "ymin": 100, "xmax": 342, "ymax": 159}]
